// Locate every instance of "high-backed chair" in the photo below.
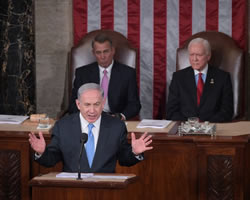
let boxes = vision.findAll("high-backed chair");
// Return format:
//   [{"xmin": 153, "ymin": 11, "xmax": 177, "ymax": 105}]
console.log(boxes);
[
  {"xmin": 59, "ymin": 29, "xmax": 137, "ymax": 118},
  {"xmin": 176, "ymin": 31, "xmax": 245, "ymax": 119}
]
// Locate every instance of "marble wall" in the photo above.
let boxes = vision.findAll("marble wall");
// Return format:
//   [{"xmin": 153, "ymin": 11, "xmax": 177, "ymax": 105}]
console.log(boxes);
[{"xmin": 0, "ymin": 0, "xmax": 35, "ymax": 115}]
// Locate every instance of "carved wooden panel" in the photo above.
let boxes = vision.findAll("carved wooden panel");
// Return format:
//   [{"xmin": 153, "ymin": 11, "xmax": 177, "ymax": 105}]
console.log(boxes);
[
  {"xmin": 207, "ymin": 155, "xmax": 233, "ymax": 200},
  {"xmin": 117, "ymin": 142, "xmax": 198, "ymax": 200},
  {"xmin": 0, "ymin": 150, "xmax": 21, "ymax": 200}
]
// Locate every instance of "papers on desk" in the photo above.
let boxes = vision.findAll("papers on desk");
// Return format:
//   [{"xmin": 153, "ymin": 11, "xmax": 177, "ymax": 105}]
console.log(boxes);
[
  {"xmin": 56, "ymin": 172, "xmax": 130, "ymax": 180},
  {"xmin": 0, "ymin": 115, "xmax": 29, "ymax": 124},
  {"xmin": 136, "ymin": 119, "xmax": 172, "ymax": 129},
  {"xmin": 56, "ymin": 172, "xmax": 93, "ymax": 178}
]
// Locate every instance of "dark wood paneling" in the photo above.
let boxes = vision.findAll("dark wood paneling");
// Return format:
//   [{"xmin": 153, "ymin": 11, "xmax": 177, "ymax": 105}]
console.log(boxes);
[
  {"xmin": 0, "ymin": 141, "xmax": 30, "ymax": 200},
  {"xmin": 207, "ymin": 155, "xmax": 233, "ymax": 200},
  {"xmin": 1, "ymin": 126, "xmax": 250, "ymax": 200},
  {"xmin": 117, "ymin": 141, "xmax": 198, "ymax": 200},
  {"xmin": 31, "ymin": 185, "xmax": 138, "ymax": 200},
  {"xmin": 30, "ymin": 173, "xmax": 139, "ymax": 200}
]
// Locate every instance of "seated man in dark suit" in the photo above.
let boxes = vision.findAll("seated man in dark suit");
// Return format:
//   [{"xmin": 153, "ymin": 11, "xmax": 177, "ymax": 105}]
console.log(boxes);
[
  {"xmin": 166, "ymin": 38, "xmax": 233, "ymax": 122},
  {"xmin": 29, "ymin": 83, "xmax": 152, "ymax": 173},
  {"xmin": 68, "ymin": 33, "xmax": 141, "ymax": 120}
]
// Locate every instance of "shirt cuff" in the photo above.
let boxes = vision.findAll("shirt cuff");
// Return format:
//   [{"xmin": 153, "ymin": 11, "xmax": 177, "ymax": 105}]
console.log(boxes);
[
  {"xmin": 120, "ymin": 113, "xmax": 126, "ymax": 120},
  {"xmin": 34, "ymin": 152, "xmax": 42, "ymax": 160},
  {"xmin": 134, "ymin": 154, "xmax": 144, "ymax": 161}
]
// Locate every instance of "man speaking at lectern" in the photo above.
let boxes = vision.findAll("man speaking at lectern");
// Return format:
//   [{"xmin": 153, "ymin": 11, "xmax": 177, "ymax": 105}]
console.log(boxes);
[{"xmin": 29, "ymin": 83, "xmax": 152, "ymax": 173}]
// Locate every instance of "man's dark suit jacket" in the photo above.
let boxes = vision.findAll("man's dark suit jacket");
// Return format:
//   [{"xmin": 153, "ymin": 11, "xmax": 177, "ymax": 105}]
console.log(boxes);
[
  {"xmin": 68, "ymin": 61, "xmax": 141, "ymax": 119},
  {"xmin": 166, "ymin": 66, "xmax": 233, "ymax": 122},
  {"xmin": 37, "ymin": 112, "xmax": 140, "ymax": 173}
]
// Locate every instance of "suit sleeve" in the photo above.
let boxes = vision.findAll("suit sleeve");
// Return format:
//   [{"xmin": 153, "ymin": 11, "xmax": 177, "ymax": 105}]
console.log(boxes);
[
  {"xmin": 209, "ymin": 72, "xmax": 234, "ymax": 122},
  {"xmin": 121, "ymin": 69, "xmax": 141, "ymax": 119},
  {"xmin": 117, "ymin": 122, "xmax": 140, "ymax": 167},
  {"xmin": 166, "ymin": 72, "xmax": 186, "ymax": 121},
  {"xmin": 36, "ymin": 122, "xmax": 63, "ymax": 167}
]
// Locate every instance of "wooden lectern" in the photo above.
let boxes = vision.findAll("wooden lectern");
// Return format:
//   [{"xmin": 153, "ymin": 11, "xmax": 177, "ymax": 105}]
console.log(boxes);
[{"xmin": 29, "ymin": 172, "xmax": 138, "ymax": 200}]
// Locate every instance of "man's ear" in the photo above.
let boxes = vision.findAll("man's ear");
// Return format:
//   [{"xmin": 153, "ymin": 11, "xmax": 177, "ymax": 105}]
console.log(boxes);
[
  {"xmin": 76, "ymin": 99, "xmax": 81, "ymax": 110},
  {"xmin": 111, "ymin": 46, "xmax": 115, "ymax": 56},
  {"xmin": 92, "ymin": 48, "xmax": 95, "ymax": 56},
  {"xmin": 207, "ymin": 53, "xmax": 211, "ymax": 62},
  {"xmin": 102, "ymin": 98, "xmax": 106, "ymax": 108}
]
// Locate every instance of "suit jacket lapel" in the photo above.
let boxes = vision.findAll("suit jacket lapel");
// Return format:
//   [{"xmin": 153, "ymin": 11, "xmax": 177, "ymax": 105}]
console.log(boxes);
[
  {"xmin": 108, "ymin": 62, "xmax": 120, "ymax": 94},
  {"xmin": 200, "ymin": 66, "xmax": 214, "ymax": 106},
  {"xmin": 107, "ymin": 61, "xmax": 121, "ymax": 111},
  {"xmin": 90, "ymin": 63, "xmax": 100, "ymax": 83},
  {"xmin": 72, "ymin": 114, "xmax": 92, "ymax": 171},
  {"xmin": 91, "ymin": 113, "xmax": 111, "ymax": 170},
  {"xmin": 186, "ymin": 67, "xmax": 197, "ymax": 107}
]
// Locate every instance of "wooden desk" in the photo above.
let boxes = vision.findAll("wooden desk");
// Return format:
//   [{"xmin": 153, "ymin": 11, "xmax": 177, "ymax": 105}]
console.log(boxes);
[
  {"xmin": 1, "ymin": 120, "xmax": 250, "ymax": 200},
  {"xmin": 117, "ymin": 121, "xmax": 250, "ymax": 200},
  {"xmin": 0, "ymin": 120, "xmax": 59, "ymax": 200},
  {"xmin": 29, "ymin": 172, "xmax": 138, "ymax": 200}
]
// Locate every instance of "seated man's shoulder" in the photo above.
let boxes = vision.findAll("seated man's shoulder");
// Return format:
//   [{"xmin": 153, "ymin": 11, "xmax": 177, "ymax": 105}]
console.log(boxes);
[
  {"xmin": 173, "ymin": 66, "xmax": 192, "ymax": 77},
  {"xmin": 209, "ymin": 65, "xmax": 231, "ymax": 76},
  {"xmin": 180, "ymin": 66, "xmax": 193, "ymax": 72},
  {"xmin": 114, "ymin": 61, "xmax": 135, "ymax": 72},
  {"xmin": 76, "ymin": 62, "xmax": 98, "ymax": 72}
]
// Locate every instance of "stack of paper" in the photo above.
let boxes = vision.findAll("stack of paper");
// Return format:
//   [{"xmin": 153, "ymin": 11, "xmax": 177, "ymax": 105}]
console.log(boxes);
[
  {"xmin": 56, "ymin": 172, "xmax": 130, "ymax": 179},
  {"xmin": 136, "ymin": 119, "xmax": 172, "ymax": 129},
  {"xmin": 0, "ymin": 115, "xmax": 29, "ymax": 124},
  {"xmin": 56, "ymin": 172, "xmax": 93, "ymax": 178}
]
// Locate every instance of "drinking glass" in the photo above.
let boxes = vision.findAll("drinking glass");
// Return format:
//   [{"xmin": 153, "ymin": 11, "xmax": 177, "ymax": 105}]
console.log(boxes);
[{"xmin": 38, "ymin": 116, "xmax": 50, "ymax": 129}]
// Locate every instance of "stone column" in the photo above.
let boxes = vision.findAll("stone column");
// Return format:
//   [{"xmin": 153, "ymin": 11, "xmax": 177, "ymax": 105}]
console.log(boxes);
[{"xmin": 0, "ymin": 0, "xmax": 35, "ymax": 115}]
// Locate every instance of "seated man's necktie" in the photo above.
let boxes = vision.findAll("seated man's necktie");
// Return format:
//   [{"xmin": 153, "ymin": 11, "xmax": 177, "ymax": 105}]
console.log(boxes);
[
  {"xmin": 101, "ymin": 70, "xmax": 109, "ymax": 98},
  {"xmin": 197, "ymin": 73, "xmax": 204, "ymax": 106}
]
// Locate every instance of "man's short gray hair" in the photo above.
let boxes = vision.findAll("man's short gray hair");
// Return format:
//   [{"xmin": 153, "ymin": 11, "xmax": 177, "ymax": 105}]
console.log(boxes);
[
  {"xmin": 92, "ymin": 33, "xmax": 113, "ymax": 48},
  {"xmin": 77, "ymin": 83, "xmax": 104, "ymax": 99},
  {"xmin": 188, "ymin": 38, "xmax": 211, "ymax": 56}
]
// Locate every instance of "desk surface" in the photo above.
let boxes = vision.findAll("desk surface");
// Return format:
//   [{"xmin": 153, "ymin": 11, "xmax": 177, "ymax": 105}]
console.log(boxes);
[
  {"xmin": 0, "ymin": 120, "xmax": 250, "ymax": 137},
  {"xmin": 0, "ymin": 119, "xmax": 54, "ymax": 134},
  {"xmin": 127, "ymin": 120, "xmax": 250, "ymax": 137}
]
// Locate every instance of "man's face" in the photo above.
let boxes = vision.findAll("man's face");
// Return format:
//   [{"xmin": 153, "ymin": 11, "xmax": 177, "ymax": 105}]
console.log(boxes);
[
  {"xmin": 188, "ymin": 42, "xmax": 211, "ymax": 71},
  {"xmin": 76, "ymin": 89, "xmax": 105, "ymax": 123},
  {"xmin": 92, "ymin": 41, "xmax": 115, "ymax": 68}
]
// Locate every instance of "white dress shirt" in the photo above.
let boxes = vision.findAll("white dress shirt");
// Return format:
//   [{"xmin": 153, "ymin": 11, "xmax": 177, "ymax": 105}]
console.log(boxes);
[{"xmin": 194, "ymin": 64, "xmax": 208, "ymax": 85}]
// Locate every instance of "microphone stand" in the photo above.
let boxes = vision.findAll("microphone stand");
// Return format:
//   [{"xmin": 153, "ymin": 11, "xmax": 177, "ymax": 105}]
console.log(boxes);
[{"xmin": 77, "ymin": 133, "xmax": 88, "ymax": 180}]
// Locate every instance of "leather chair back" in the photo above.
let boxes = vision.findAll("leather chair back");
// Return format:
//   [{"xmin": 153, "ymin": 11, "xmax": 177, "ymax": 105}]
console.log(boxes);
[{"xmin": 176, "ymin": 31, "xmax": 244, "ymax": 119}]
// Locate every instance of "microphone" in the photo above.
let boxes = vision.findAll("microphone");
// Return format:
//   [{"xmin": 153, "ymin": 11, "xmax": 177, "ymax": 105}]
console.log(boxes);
[{"xmin": 77, "ymin": 133, "xmax": 88, "ymax": 180}]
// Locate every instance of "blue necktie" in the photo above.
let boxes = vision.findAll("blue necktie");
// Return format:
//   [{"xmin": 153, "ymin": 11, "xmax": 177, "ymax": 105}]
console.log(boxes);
[{"xmin": 86, "ymin": 123, "xmax": 95, "ymax": 167}]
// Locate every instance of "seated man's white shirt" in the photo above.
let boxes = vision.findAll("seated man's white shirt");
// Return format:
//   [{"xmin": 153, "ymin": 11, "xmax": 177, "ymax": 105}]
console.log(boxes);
[{"xmin": 194, "ymin": 64, "xmax": 208, "ymax": 85}]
